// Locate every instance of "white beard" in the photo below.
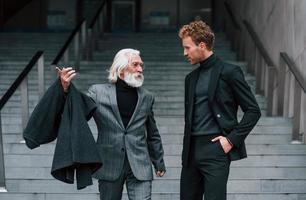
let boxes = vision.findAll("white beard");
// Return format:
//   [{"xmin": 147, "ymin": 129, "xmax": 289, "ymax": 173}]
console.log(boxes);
[{"xmin": 123, "ymin": 72, "xmax": 144, "ymax": 88}]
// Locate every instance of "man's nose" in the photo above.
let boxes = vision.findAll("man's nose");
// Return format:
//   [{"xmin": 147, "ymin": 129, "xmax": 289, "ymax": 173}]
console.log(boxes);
[
  {"xmin": 184, "ymin": 50, "xmax": 188, "ymax": 57},
  {"xmin": 137, "ymin": 66, "xmax": 143, "ymax": 73}
]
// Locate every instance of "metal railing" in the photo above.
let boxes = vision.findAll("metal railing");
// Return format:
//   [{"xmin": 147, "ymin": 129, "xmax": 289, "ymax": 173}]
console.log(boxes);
[
  {"xmin": 242, "ymin": 20, "xmax": 277, "ymax": 117},
  {"xmin": 280, "ymin": 52, "xmax": 306, "ymax": 142},
  {"xmin": 87, "ymin": 0, "xmax": 107, "ymax": 60},
  {"xmin": 51, "ymin": 20, "xmax": 87, "ymax": 71},
  {"xmin": 224, "ymin": 2, "xmax": 277, "ymax": 117},
  {"xmin": 0, "ymin": 0, "xmax": 107, "ymax": 190},
  {"xmin": 51, "ymin": 0, "xmax": 106, "ymax": 69},
  {"xmin": 0, "ymin": 51, "xmax": 45, "ymax": 191},
  {"xmin": 223, "ymin": 2, "xmax": 306, "ymax": 143},
  {"xmin": 223, "ymin": 2, "xmax": 242, "ymax": 55}
]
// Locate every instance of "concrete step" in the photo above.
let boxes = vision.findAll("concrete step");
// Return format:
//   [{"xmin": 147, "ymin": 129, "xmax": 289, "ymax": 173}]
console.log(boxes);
[
  {"xmin": 154, "ymin": 117, "xmax": 292, "ymax": 126},
  {"xmin": 4, "ymin": 154, "xmax": 306, "ymax": 168},
  {"xmin": 5, "ymin": 166, "xmax": 306, "ymax": 180},
  {"xmin": 0, "ymin": 116, "xmax": 290, "ymax": 126},
  {"xmin": 158, "ymin": 134, "xmax": 291, "ymax": 145},
  {"xmin": 3, "ymin": 179, "xmax": 306, "ymax": 193},
  {"xmin": 1, "ymin": 131, "xmax": 292, "ymax": 145},
  {"xmin": 0, "ymin": 193, "xmax": 305, "ymax": 200},
  {"xmin": 4, "ymin": 143, "xmax": 306, "ymax": 156}
]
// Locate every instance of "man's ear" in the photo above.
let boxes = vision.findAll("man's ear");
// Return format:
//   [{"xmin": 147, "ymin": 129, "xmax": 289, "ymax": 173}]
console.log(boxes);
[
  {"xmin": 119, "ymin": 71, "xmax": 124, "ymax": 79},
  {"xmin": 198, "ymin": 42, "xmax": 207, "ymax": 50}
]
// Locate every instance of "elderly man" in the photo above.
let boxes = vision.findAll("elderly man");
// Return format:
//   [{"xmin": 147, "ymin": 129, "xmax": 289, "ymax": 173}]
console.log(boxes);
[{"xmin": 57, "ymin": 48, "xmax": 166, "ymax": 200}]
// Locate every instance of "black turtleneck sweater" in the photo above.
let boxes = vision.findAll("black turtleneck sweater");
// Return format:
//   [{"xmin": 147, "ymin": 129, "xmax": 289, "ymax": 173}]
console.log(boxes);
[
  {"xmin": 191, "ymin": 54, "xmax": 221, "ymax": 135},
  {"xmin": 116, "ymin": 78, "xmax": 138, "ymax": 128}
]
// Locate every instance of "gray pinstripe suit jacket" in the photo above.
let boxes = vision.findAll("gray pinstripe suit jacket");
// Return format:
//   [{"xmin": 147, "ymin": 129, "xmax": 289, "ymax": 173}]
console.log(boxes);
[{"xmin": 87, "ymin": 83, "xmax": 165, "ymax": 181}]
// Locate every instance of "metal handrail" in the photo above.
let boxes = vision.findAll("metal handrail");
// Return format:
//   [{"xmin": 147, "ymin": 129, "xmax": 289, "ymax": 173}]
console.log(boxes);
[
  {"xmin": 0, "ymin": 51, "xmax": 44, "ymax": 191},
  {"xmin": 0, "ymin": 51, "xmax": 44, "ymax": 110},
  {"xmin": 224, "ymin": 2, "xmax": 241, "ymax": 31},
  {"xmin": 241, "ymin": 20, "xmax": 277, "ymax": 116},
  {"xmin": 0, "ymin": 0, "xmax": 108, "ymax": 190},
  {"xmin": 223, "ymin": 1, "xmax": 242, "ymax": 57},
  {"xmin": 280, "ymin": 52, "xmax": 306, "ymax": 93},
  {"xmin": 223, "ymin": 3, "xmax": 306, "ymax": 142},
  {"xmin": 51, "ymin": 0, "xmax": 107, "ymax": 68},
  {"xmin": 223, "ymin": 3, "xmax": 277, "ymax": 116},
  {"xmin": 243, "ymin": 20, "xmax": 275, "ymax": 67},
  {"xmin": 86, "ymin": 0, "xmax": 107, "ymax": 60},
  {"xmin": 280, "ymin": 52, "xmax": 306, "ymax": 142},
  {"xmin": 89, "ymin": 0, "xmax": 107, "ymax": 29},
  {"xmin": 51, "ymin": 20, "xmax": 86, "ymax": 71}
]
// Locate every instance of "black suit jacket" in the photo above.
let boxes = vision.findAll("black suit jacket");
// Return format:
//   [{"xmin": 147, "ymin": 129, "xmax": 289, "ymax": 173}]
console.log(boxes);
[{"xmin": 182, "ymin": 56, "xmax": 261, "ymax": 167}]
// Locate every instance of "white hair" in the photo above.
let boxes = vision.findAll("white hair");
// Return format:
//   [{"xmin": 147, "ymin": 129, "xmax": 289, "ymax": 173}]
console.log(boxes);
[{"xmin": 108, "ymin": 48, "xmax": 140, "ymax": 83}]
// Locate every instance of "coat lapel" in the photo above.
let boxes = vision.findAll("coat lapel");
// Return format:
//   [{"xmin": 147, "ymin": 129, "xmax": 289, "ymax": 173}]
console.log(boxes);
[
  {"xmin": 107, "ymin": 84, "xmax": 125, "ymax": 129},
  {"xmin": 208, "ymin": 58, "xmax": 223, "ymax": 103},
  {"xmin": 126, "ymin": 87, "xmax": 144, "ymax": 129}
]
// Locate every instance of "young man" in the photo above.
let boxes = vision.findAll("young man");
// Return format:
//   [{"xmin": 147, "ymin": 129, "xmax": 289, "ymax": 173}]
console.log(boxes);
[
  {"xmin": 179, "ymin": 21, "xmax": 261, "ymax": 200},
  {"xmin": 57, "ymin": 48, "xmax": 166, "ymax": 200}
]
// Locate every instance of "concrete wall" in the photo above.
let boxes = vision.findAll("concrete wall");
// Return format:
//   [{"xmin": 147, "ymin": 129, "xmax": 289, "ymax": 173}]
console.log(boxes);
[
  {"xmin": 226, "ymin": 0, "xmax": 306, "ymax": 80},
  {"xmin": 218, "ymin": 0, "xmax": 306, "ymax": 133}
]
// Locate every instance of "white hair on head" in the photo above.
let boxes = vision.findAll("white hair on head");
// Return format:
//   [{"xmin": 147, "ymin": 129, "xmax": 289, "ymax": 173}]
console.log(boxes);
[{"xmin": 108, "ymin": 48, "xmax": 140, "ymax": 83}]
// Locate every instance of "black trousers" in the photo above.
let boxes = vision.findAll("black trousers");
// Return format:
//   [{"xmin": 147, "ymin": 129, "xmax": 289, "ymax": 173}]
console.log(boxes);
[{"xmin": 180, "ymin": 135, "xmax": 231, "ymax": 200}]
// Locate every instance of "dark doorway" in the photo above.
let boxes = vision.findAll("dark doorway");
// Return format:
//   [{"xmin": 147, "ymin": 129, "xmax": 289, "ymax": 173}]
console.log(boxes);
[{"xmin": 112, "ymin": 1, "xmax": 135, "ymax": 32}]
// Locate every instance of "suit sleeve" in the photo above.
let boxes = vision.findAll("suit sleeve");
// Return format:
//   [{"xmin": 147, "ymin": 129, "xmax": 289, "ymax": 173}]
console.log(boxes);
[
  {"xmin": 145, "ymin": 95, "xmax": 166, "ymax": 172},
  {"xmin": 86, "ymin": 85, "xmax": 97, "ymax": 103},
  {"xmin": 226, "ymin": 66, "xmax": 261, "ymax": 148}
]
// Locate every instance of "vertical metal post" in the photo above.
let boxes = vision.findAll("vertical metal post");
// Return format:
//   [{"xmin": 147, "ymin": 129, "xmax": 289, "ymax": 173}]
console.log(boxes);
[
  {"xmin": 277, "ymin": 59, "xmax": 286, "ymax": 116},
  {"xmin": 288, "ymin": 73, "xmax": 295, "ymax": 117},
  {"xmin": 94, "ymin": 25, "xmax": 99, "ymax": 50},
  {"xmin": 81, "ymin": 21, "xmax": 87, "ymax": 59},
  {"xmin": 64, "ymin": 50, "xmax": 69, "ymax": 66},
  {"xmin": 74, "ymin": 32, "xmax": 80, "ymax": 71},
  {"xmin": 99, "ymin": 12, "xmax": 104, "ymax": 38},
  {"xmin": 302, "ymin": 93, "xmax": 306, "ymax": 144},
  {"xmin": 266, "ymin": 66, "xmax": 275, "ymax": 116},
  {"xmin": 38, "ymin": 54, "xmax": 45, "ymax": 99},
  {"xmin": 87, "ymin": 29, "xmax": 93, "ymax": 60},
  {"xmin": 21, "ymin": 77, "xmax": 29, "ymax": 131},
  {"xmin": 283, "ymin": 67, "xmax": 290, "ymax": 117},
  {"xmin": 254, "ymin": 50, "xmax": 261, "ymax": 94},
  {"xmin": 0, "ymin": 114, "xmax": 7, "ymax": 191},
  {"xmin": 292, "ymin": 82, "xmax": 302, "ymax": 142}
]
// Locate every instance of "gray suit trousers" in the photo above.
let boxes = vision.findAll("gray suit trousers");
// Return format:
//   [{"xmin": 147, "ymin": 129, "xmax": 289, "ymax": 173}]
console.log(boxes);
[{"xmin": 98, "ymin": 154, "xmax": 152, "ymax": 200}]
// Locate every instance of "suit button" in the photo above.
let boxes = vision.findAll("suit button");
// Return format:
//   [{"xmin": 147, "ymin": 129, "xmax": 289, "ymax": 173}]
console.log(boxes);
[
  {"xmin": 217, "ymin": 114, "xmax": 221, "ymax": 118},
  {"xmin": 121, "ymin": 148, "xmax": 125, "ymax": 152}
]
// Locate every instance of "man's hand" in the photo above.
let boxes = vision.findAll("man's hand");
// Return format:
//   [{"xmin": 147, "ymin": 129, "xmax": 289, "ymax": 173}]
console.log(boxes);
[
  {"xmin": 55, "ymin": 67, "xmax": 76, "ymax": 93},
  {"xmin": 155, "ymin": 170, "xmax": 165, "ymax": 177},
  {"xmin": 211, "ymin": 136, "xmax": 233, "ymax": 154}
]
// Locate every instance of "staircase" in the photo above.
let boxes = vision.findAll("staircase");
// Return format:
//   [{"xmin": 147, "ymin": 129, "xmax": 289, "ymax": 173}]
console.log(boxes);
[{"xmin": 1, "ymin": 32, "xmax": 306, "ymax": 200}]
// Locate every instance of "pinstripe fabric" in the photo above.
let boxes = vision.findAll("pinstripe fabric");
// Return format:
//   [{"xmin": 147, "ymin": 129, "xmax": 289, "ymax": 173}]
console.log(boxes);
[
  {"xmin": 98, "ymin": 155, "xmax": 152, "ymax": 200},
  {"xmin": 86, "ymin": 83, "xmax": 165, "ymax": 182}
]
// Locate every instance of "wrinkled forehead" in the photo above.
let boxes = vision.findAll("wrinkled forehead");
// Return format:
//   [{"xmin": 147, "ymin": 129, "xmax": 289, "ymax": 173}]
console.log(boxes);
[{"xmin": 129, "ymin": 54, "xmax": 142, "ymax": 63}]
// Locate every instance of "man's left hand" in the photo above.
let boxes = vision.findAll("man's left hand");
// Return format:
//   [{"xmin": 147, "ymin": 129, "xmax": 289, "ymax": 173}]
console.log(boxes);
[
  {"xmin": 155, "ymin": 171, "xmax": 165, "ymax": 177},
  {"xmin": 211, "ymin": 136, "xmax": 233, "ymax": 154}
]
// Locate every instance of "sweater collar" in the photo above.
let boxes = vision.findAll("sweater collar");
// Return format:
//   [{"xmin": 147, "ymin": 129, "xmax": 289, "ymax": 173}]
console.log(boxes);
[
  {"xmin": 199, "ymin": 53, "xmax": 217, "ymax": 70},
  {"xmin": 116, "ymin": 78, "xmax": 136, "ymax": 90}
]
